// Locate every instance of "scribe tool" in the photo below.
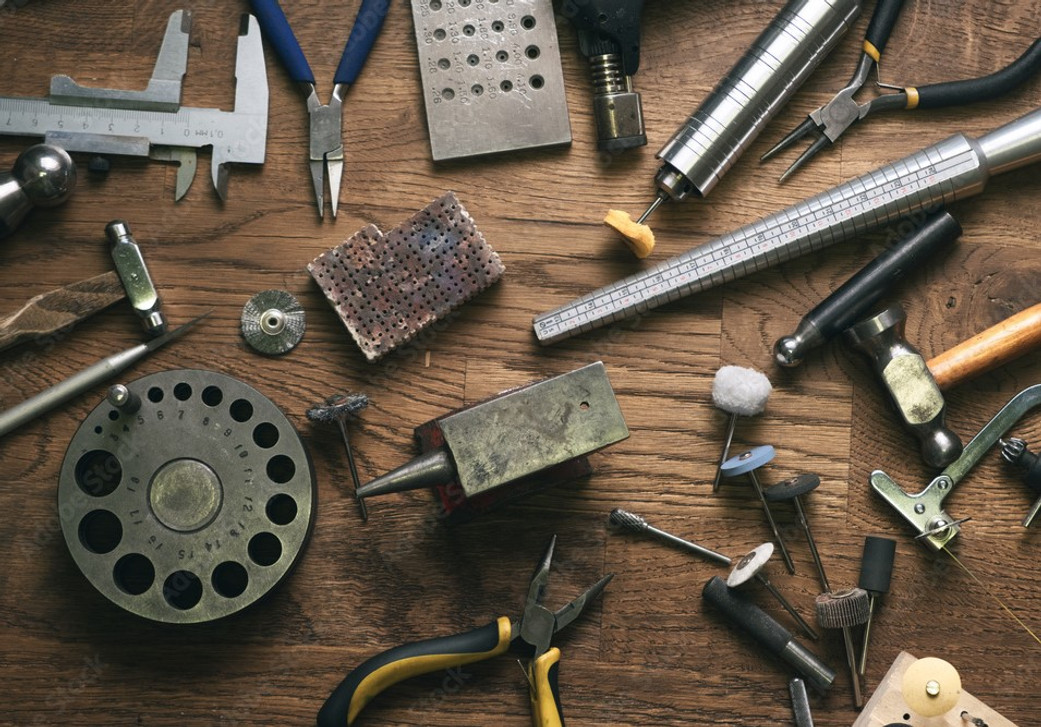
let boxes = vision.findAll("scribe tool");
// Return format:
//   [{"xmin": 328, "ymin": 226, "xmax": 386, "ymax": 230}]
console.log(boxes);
[
  {"xmin": 533, "ymin": 105, "xmax": 1041, "ymax": 345},
  {"xmin": 249, "ymin": 0, "xmax": 389, "ymax": 218},
  {"xmin": 0, "ymin": 312, "xmax": 209, "ymax": 439},
  {"xmin": 763, "ymin": 0, "xmax": 1041, "ymax": 181},
  {"xmin": 317, "ymin": 536, "xmax": 612, "ymax": 726}
]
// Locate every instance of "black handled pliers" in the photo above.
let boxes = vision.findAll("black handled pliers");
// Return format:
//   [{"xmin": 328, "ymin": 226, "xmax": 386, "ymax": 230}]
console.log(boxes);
[
  {"xmin": 762, "ymin": 0, "xmax": 1041, "ymax": 182},
  {"xmin": 317, "ymin": 535, "xmax": 613, "ymax": 726}
]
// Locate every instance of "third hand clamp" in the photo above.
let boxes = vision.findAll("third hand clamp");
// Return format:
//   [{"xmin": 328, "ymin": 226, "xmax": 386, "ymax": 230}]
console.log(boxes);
[{"xmin": 871, "ymin": 384, "xmax": 1041, "ymax": 552}]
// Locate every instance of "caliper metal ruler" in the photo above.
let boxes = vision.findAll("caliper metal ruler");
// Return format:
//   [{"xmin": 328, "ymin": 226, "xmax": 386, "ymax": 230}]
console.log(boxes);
[
  {"xmin": 533, "ymin": 106, "xmax": 1041, "ymax": 344},
  {"xmin": 0, "ymin": 10, "xmax": 268, "ymax": 200}
]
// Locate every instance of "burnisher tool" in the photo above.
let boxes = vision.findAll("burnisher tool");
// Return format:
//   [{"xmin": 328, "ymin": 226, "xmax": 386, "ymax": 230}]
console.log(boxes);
[
  {"xmin": 857, "ymin": 536, "xmax": 896, "ymax": 676},
  {"xmin": 711, "ymin": 365, "xmax": 772, "ymax": 492}
]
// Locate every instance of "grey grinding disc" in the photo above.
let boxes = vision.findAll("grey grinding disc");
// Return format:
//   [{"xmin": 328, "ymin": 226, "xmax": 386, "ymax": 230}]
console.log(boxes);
[{"xmin": 241, "ymin": 289, "xmax": 306, "ymax": 355}]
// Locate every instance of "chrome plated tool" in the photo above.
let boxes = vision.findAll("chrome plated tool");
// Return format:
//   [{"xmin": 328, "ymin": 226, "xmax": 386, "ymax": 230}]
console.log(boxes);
[
  {"xmin": 318, "ymin": 536, "xmax": 612, "ymax": 726},
  {"xmin": 857, "ymin": 535, "xmax": 896, "ymax": 675},
  {"xmin": 0, "ymin": 313, "xmax": 208, "ymax": 439},
  {"xmin": 106, "ymin": 220, "xmax": 167, "ymax": 337},
  {"xmin": 0, "ymin": 144, "xmax": 76, "ymax": 238},
  {"xmin": 240, "ymin": 290, "xmax": 305, "ymax": 355},
  {"xmin": 249, "ymin": 0, "xmax": 389, "ymax": 218},
  {"xmin": 533, "ymin": 106, "xmax": 1041, "ymax": 345},
  {"xmin": 307, "ymin": 393, "xmax": 370, "ymax": 521},
  {"xmin": 608, "ymin": 507, "xmax": 731, "ymax": 565},
  {"xmin": 998, "ymin": 438, "xmax": 1041, "ymax": 527},
  {"xmin": 630, "ymin": 0, "xmax": 861, "ymax": 229},
  {"xmin": 58, "ymin": 369, "xmax": 315, "ymax": 623},
  {"xmin": 356, "ymin": 362, "xmax": 629, "ymax": 523},
  {"xmin": 703, "ymin": 575, "xmax": 836, "ymax": 694},
  {"xmin": 728, "ymin": 543, "xmax": 819, "ymax": 641},
  {"xmin": 720, "ymin": 446, "xmax": 797, "ymax": 574},
  {"xmin": 0, "ymin": 11, "xmax": 268, "ymax": 200},
  {"xmin": 872, "ymin": 384, "xmax": 1041, "ymax": 551},
  {"xmin": 409, "ymin": 0, "xmax": 571, "ymax": 161},
  {"xmin": 763, "ymin": 0, "xmax": 1041, "ymax": 181}
]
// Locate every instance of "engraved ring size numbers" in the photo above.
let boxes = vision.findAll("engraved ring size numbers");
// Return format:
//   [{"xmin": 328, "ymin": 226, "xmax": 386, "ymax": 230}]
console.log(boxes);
[{"xmin": 58, "ymin": 370, "xmax": 315, "ymax": 624}]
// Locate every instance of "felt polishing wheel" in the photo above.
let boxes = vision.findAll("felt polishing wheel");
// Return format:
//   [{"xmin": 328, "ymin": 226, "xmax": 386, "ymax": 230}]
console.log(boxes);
[
  {"xmin": 727, "ymin": 542, "xmax": 774, "ymax": 587},
  {"xmin": 901, "ymin": 656, "xmax": 962, "ymax": 717}
]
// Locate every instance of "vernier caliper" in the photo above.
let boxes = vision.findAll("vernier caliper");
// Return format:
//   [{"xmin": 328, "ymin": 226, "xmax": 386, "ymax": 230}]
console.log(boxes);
[{"xmin": 0, "ymin": 10, "xmax": 268, "ymax": 200}]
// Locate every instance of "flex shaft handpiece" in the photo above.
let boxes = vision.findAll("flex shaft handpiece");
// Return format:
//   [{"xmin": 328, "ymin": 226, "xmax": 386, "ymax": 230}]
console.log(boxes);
[{"xmin": 535, "ymin": 106, "xmax": 1041, "ymax": 344}]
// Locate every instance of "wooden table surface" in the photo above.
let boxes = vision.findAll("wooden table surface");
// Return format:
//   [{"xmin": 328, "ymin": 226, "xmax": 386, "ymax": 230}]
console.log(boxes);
[{"xmin": 2, "ymin": 1, "xmax": 1040, "ymax": 725}]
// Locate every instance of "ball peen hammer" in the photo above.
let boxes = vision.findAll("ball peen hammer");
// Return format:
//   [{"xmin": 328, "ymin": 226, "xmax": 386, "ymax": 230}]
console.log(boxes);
[{"xmin": 847, "ymin": 301, "xmax": 1041, "ymax": 469}]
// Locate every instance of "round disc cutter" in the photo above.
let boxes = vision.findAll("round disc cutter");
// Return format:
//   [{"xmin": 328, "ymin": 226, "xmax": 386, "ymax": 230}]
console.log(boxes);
[{"xmin": 241, "ymin": 289, "xmax": 306, "ymax": 355}]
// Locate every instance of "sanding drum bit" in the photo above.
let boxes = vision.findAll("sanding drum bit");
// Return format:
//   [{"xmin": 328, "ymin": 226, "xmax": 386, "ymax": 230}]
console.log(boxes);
[{"xmin": 815, "ymin": 587, "xmax": 871, "ymax": 707}]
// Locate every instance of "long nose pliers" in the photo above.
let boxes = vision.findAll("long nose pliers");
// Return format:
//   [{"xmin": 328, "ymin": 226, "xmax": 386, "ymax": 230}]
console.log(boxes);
[
  {"xmin": 316, "ymin": 535, "xmax": 613, "ymax": 726},
  {"xmin": 249, "ymin": 0, "xmax": 389, "ymax": 218},
  {"xmin": 762, "ymin": 0, "xmax": 1041, "ymax": 182}
]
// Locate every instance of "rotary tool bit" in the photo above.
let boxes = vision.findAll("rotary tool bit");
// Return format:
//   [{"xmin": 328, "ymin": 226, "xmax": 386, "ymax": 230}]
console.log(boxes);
[
  {"xmin": 703, "ymin": 576, "xmax": 836, "ymax": 694},
  {"xmin": 999, "ymin": 437, "xmax": 1041, "ymax": 527},
  {"xmin": 711, "ymin": 365, "xmax": 772, "ymax": 492},
  {"xmin": 857, "ymin": 536, "xmax": 895, "ymax": 676},
  {"xmin": 106, "ymin": 220, "xmax": 167, "ymax": 337},
  {"xmin": 728, "ymin": 543, "xmax": 818, "ymax": 641},
  {"xmin": 608, "ymin": 508, "xmax": 730, "ymax": 565},
  {"xmin": 764, "ymin": 474, "xmax": 830, "ymax": 592},
  {"xmin": 308, "ymin": 393, "xmax": 371, "ymax": 521},
  {"xmin": 720, "ymin": 446, "xmax": 797, "ymax": 574},
  {"xmin": 815, "ymin": 587, "xmax": 870, "ymax": 707},
  {"xmin": 241, "ymin": 289, "xmax": 306, "ymax": 355}
]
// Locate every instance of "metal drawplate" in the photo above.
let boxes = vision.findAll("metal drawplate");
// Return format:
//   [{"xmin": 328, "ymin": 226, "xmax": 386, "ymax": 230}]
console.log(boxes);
[{"xmin": 871, "ymin": 384, "xmax": 1041, "ymax": 551}]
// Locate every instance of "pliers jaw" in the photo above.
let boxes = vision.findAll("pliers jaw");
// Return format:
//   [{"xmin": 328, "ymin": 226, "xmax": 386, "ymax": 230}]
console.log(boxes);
[{"xmin": 306, "ymin": 84, "xmax": 346, "ymax": 219}]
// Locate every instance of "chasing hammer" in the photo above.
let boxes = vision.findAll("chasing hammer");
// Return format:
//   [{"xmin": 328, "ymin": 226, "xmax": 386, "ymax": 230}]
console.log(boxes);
[
  {"xmin": 847, "ymin": 301, "xmax": 1041, "ymax": 468},
  {"xmin": 775, "ymin": 211, "xmax": 962, "ymax": 367}
]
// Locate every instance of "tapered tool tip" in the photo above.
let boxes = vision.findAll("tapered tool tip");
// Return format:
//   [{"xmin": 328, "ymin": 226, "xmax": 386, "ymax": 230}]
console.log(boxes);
[
  {"xmin": 604, "ymin": 209, "xmax": 655, "ymax": 258},
  {"xmin": 355, "ymin": 448, "xmax": 456, "ymax": 499}
]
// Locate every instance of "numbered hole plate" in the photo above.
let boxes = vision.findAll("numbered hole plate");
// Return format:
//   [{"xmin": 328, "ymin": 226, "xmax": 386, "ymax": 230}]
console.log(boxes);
[{"xmin": 58, "ymin": 369, "xmax": 315, "ymax": 624}]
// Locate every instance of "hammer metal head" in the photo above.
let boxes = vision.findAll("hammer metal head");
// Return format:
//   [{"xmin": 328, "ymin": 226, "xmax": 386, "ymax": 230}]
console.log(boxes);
[{"xmin": 846, "ymin": 306, "xmax": 962, "ymax": 469}]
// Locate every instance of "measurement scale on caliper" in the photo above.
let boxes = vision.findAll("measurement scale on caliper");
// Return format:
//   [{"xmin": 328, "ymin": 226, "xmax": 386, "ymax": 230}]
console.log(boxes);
[{"xmin": 534, "ymin": 106, "xmax": 1041, "ymax": 345}]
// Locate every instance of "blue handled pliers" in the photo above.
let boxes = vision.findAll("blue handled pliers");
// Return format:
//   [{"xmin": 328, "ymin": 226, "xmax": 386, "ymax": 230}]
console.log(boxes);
[{"xmin": 250, "ymin": 0, "xmax": 389, "ymax": 218}]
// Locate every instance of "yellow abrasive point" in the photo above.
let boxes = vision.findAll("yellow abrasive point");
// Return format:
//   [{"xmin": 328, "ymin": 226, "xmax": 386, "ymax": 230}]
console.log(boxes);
[{"xmin": 604, "ymin": 209, "xmax": 655, "ymax": 258}]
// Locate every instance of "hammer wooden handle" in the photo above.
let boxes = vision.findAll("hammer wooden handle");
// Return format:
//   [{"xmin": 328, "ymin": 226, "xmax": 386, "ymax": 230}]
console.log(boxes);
[
  {"xmin": 0, "ymin": 271, "xmax": 125, "ymax": 352},
  {"xmin": 928, "ymin": 302, "xmax": 1041, "ymax": 390}
]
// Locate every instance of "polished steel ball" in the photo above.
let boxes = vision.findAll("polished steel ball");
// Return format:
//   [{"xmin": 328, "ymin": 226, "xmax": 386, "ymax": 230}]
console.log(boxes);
[{"xmin": 12, "ymin": 144, "xmax": 77, "ymax": 207}]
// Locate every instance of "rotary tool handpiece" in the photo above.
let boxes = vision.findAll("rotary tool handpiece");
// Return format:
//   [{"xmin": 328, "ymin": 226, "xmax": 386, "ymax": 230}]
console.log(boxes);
[
  {"xmin": 702, "ymin": 576, "xmax": 836, "ymax": 694},
  {"xmin": 774, "ymin": 210, "xmax": 962, "ymax": 367}
]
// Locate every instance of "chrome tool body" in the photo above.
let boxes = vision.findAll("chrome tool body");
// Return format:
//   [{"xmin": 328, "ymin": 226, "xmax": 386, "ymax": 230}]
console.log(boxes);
[
  {"xmin": 0, "ymin": 144, "xmax": 76, "ymax": 238},
  {"xmin": 534, "ymin": 106, "xmax": 1041, "ymax": 345},
  {"xmin": 317, "ymin": 536, "xmax": 612, "ymax": 726},
  {"xmin": 106, "ymin": 220, "xmax": 167, "ymax": 337},
  {"xmin": 249, "ymin": 0, "xmax": 389, "ymax": 218},
  {"xmin": 634, "ymin": 0, "xmax": 861, "ymax": 226},
  {"xmin": 763, "ymin": 0, "xmax": 1041, "ymax": 180},
  {"xmin": 0, "ymin": 11, "xmax": 268, "ymax": 200}
]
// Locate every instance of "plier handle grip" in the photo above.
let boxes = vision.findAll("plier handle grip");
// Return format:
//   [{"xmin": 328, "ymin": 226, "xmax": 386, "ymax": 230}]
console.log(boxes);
[
  {"xmin": 316, "ymin": 536, "xmax": 612, "ymax": 726},
  {"xmin": 762, "ymin": 0, "xmax": 1041, "ymax": 181}
]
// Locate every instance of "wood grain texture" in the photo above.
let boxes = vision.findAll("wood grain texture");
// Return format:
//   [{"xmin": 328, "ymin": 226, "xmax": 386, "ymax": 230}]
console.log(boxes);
[{"xmin": 1, "ymin": 1, "xmax": 1040, "ymax": 725}]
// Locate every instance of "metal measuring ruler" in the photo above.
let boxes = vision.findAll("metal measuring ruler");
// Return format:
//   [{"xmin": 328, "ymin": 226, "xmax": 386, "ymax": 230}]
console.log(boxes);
[
  {"xmin": 534, "ymin": 106, "xmax": 1041, "ymax": 344},
  {"xmin": 0, "ymin": 11, "xmax": 268, "ymax": 200}
]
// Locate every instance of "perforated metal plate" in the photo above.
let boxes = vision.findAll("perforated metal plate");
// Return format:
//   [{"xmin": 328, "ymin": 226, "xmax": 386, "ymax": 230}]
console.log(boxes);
[
  {"xmin": 410, "ymin": 0, "xmax": 571, "ymax": 160},
  {"xmin": 308, "ymin": 192, "xmax": 505, "ymax": 361},
  {"xmin": 57, "ymin": 370, "xmax": 315, "ymax": 624}
]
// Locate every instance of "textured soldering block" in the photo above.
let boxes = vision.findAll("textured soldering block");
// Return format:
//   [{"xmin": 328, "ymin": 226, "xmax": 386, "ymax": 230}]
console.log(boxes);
[{"xmin": 308, "ymin": 193, "xmax": 505, "ymax": 362}]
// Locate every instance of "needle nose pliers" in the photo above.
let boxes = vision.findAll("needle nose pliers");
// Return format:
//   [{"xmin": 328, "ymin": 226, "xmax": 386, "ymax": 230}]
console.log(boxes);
[
  {"xmin": 250, "ymin": 0, "xmax": 389, "ymax": 218},
  {"xmin": 316, "ymin": 535, "xmax": 613, "ymax": 726},
  {"xmin": 761, "ymin": 0, "xmax": 1041, "ymax": 182}
]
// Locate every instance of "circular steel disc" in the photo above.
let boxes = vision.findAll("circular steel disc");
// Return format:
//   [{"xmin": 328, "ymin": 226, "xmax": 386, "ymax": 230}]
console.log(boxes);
[
  {"xmin": 241, "ymin": 290, "xmax": 306, "ymax": 355},
  {"xmin": 58, "ymin": 369, "xmax": 315, "ymax": 624}
]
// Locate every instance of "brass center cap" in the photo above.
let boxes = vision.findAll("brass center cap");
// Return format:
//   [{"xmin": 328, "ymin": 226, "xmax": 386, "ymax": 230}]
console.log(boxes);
[{"xmin": 149, "ymin": 458, "xmax": 223, "ymax": 532}]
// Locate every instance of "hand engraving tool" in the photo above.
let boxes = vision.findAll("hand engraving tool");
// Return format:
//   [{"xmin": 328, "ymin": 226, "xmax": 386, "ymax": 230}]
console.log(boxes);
[
  {"xmin": 728, "ymin": 543, "xmax": 819, "ymax": 641},
  {"xmin": 533, "ymin": 106, "xmax": 1041, "ymax": 345},
  {"xmin": 58, "ymin": 369, "xmax": 315, "ymax": 623},
  {"xmin": 0, "ymin": 144, "xmax": 76, "ymax": 238},
  {"xmin": 848, "ymin": 301, "xmax": 1041, "ymax": 468},
  {"xmin": 710, "ymin": 365, "xmax": 772, "ymax": 492},
  {"xmin": 763, "ymin": 0, "xmax": 1041, "ymax": 181},
  {"xmin": 774, "ymin": 210, "xmax": 962, "ymax": 367},
  {"xmin": 815, "ymin": 587, "xmax": 870, "ymax": 707},
  {"xmin": 789, "ymin": 677, "xmax": 815, "ymax": 727},
  {"xmin": 998, "ymin": 438, "xmax": 1041, "ymax": 527},
  {"xmin": 240, "ymin": 290, "xmax": 305, "ymax": 355},
  {"xmin": 856, "ymin": 535, "xmax": 896, "ymax": 676},
  {"xmin": 307, "ymin": 393, "xmax": 370, "ymax": 522},
  {"xmin": 318, "ymin": 536, "xmax": 612, "ymax": 726},
  {"xmin": 720, "ymin": 446, "xmax": 797, "ymax": 574},
  {"xmin": 702, "ymin": 576, "xmax": 836, "ymax": 694},
  {"xmin": 354, "ymin": 362, "xmax": 629, "ymax": 524},
  {"xmin": 605, "ymin": 0, "xmax": 861, "ymax": 252},
  {"xmin": 0, "ymin": 312, "xmax": 209, "ymax": 439},
  {"xmin": 560, "ymin": 0, "xmax": 647, "ymax": 152},
  {"xmin": 764, "ymin": 474, "xmax": 830, "ymax": 592},
  {"xmin": 0, "ymin": 11, "xmax": 268, "ymax": 200},
  {"xmin": 608, "ymin": 507, "xmax": 731, "ymax": 566},
  {"xmin": 106, "ymin": 220, "xmax": 167, "ymax": 337}
]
